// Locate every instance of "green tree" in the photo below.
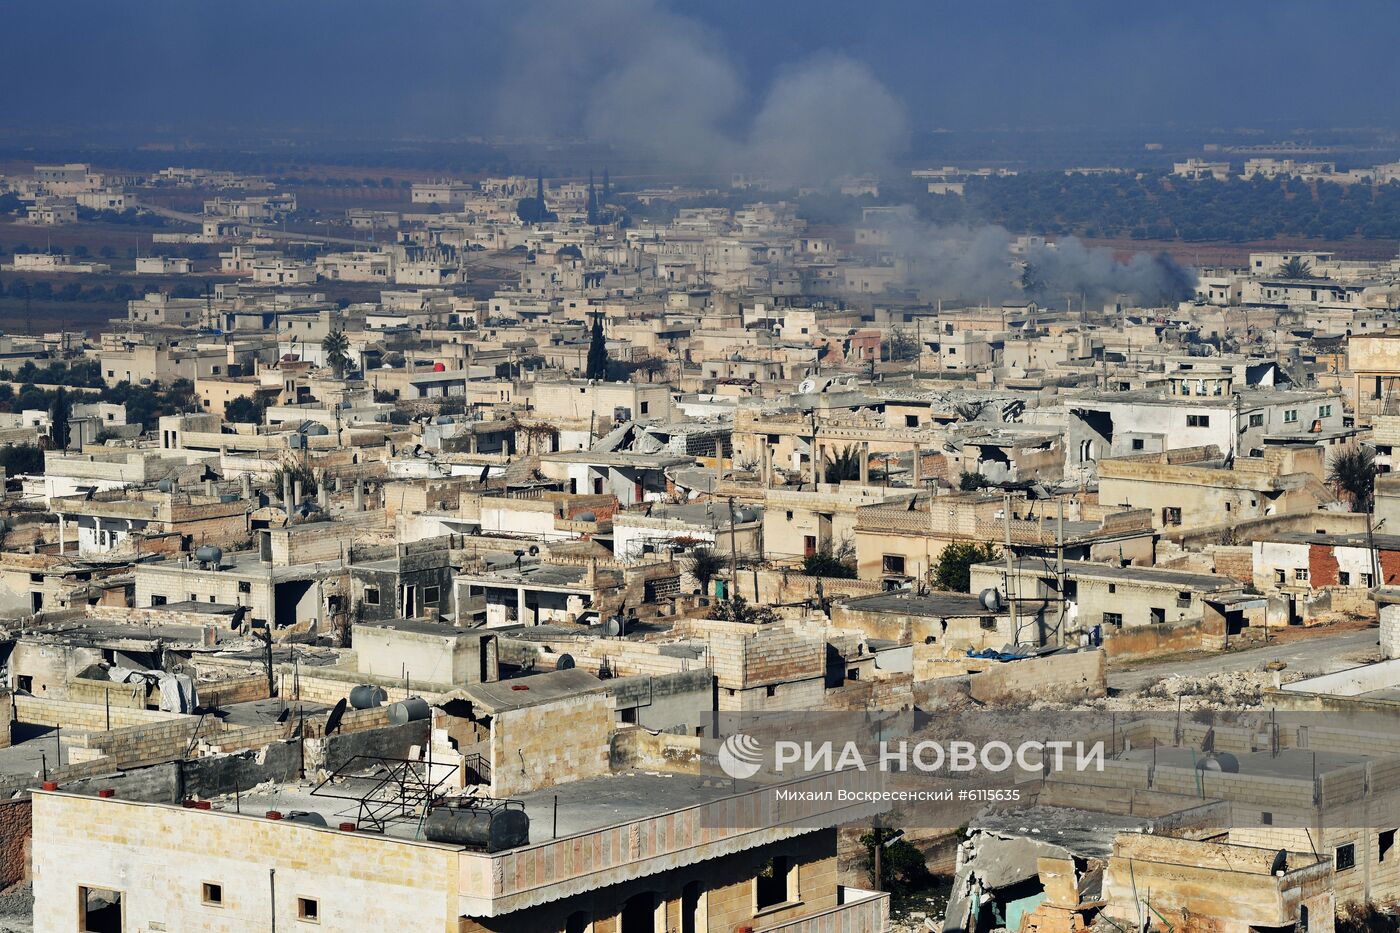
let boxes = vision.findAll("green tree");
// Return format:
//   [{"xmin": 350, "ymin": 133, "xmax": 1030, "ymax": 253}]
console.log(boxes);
[
  {"xmin": 933, "ymin": 541, "xmax": 999, "ymax": 592},
  {"xmin": 585, "ymin": 314, "xmax": 609, "ymax": 380},
  {"xmin": 48, "ymin": 388, "xmax": 71, "ymax": 451},
  {"xmin": 801, "ymin": 543, "xmax": 857, "ymax": 579},
  {"xmin": 1328, "ymin": 447, "xmax": 1377, "ymax": 513},
  {"xmin": 858, "ymin": 829, "xmax": 934, "ymax": 901},
  {"xmin": 823, "ymin": 445, "xmax": 865, "ymax": 483},
  {"xmin": 1278, "ymin": 256, "xmax": 1315, "ymax": 279},
  {"xmin": 0, "ymin": 444, "xmax": 42, "ymax": 475},
  {"xmin": 322, "ymin": 330, "xmax": 351, "ymax": 378},
  {"xmin": 885, "ymin": 329, "xmax": 921, "ymax": 362},
  {"xmin": 959, "ymin": 471, "xmax": 989, "ymax": 491},
  {"xmin": 710, "ymin": 594, "xmax": 779, "ymax": 625},
  {"xmin": 225, "ymin": 395, "xmax": 267, "ymax": 424}
]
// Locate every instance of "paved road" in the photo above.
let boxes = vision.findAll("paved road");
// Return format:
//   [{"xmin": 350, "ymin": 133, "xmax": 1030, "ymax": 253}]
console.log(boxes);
[
  {"xmin": 131, "ymin": 199, "xmax": 382, "ymax": 249},
  {"xmin": 1107, "ymin": 628, "xmax": 1378, "ymax": 692}
]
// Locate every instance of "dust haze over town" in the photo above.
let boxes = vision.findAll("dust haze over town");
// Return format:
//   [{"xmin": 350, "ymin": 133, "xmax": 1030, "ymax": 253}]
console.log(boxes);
[{"xmin": 4, "ymin": 2, "xmax": 1400, "ymax": 933}]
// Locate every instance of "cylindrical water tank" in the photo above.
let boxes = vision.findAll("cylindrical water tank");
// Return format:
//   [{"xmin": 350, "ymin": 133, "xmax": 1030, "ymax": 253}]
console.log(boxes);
[
  {"xmin": 423, "ymin": 802, "xmax": 529, "ymax": 852},
  {"xmin": 349, "ymin": 684, "xmax": 388, "ymax": 710},
  {"xmin": 194, "ymin": 546, "xmax": 223, "ymax": 565},
  {"xmin": 386, "ymin": 697, "xmax": 431, "ymax": 725}
]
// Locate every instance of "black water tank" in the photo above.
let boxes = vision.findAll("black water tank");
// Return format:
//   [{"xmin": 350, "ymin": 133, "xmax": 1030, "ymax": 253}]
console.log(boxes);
[{"xmin": 423, "ymin": 801, "xmax": 529, "ymax": 852}]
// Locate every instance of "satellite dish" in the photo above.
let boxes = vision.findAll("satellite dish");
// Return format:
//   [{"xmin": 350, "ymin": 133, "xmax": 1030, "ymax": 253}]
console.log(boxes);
[
  {"xmin": 324, "ymin": 698, "xmax": 347, "ymax": 736},
  {"xmin": 275, "ymin": 708, "xmax": 290, "ymax": 724},
  {"xmin": 798, "ymin": 378, "xmax": 817, "ymax": 394},
  {"xmin": 979, "ymin": 588, "xmax": 1003, "ymax": 611},
  {"xmin": 528, "ymin": 545, "xmax": 540, "ymax": 557},
  {"xmin": 229, "ymin": 606, "xmax": 249, "ymax": 629},
  {"xmin": 556, "ymin": 653, "xmax": 576, "ymax": 671}
]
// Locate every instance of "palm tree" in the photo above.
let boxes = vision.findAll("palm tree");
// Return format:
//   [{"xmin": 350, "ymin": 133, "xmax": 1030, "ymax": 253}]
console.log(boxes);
[
  {"xmin": 322, "ymin": 330, "xmax": 351, "ymax": 378},
  {"xmin": 1328, "ymin": 447, "xmax": 1376, "ymax": 512},
  {"xmin": 1278, "ymin": 257, "xmax": 1314, "ymax": 280},
  {"xmin": 684, "ymin": 547, "xmax": 724, "ymax": 597},
  {"xmin": 824, "ymin": 445, "xmax": 864, "ymax": 483}
]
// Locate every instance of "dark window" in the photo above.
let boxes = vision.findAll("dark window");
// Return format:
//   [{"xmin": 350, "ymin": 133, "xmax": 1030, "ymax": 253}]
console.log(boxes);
[
  {"xmin": 1261, "ymin": 811, "xmax": 1273, "ymax": 825},
  {"xmin": 905, "ymin": 415, "xmax": 919, "ymax": 427},
  {"xmin": 80, "ymin": 886, "xmax": 123, "ymax": 932},
  {"xmin": 882, "ymin": 554, "xmax": 906, "ymax": 575},
  {"xmin": 1131, "ymin": 438, "xmax": 1145, "ymax": 450},
  {"xmin": 1336, "ymin": 843, "xmax": 1356, "ymax": 871},
  {"xmin": 298, "ymin": 897, "xmax": 319, "ymax": 922},
  {"xmin": 766, "ymin": 684, "xmax": 777, "ymax": 697},
  {"xmin": 1382, "ymin": 829, "xmax": 1396, "ymax": 862},
  {"xmin": 202, "ymin": 882, "xmax": 222, "ymax": 906},
  {"xmin": 755, "ymin": 856, "xmax": 794, "ymax": 910},
  {"xmin": 1103, "ymin": 612, "xmax": 1123, "ymax": 627},
  {"xmin": 424, "ymin": 586, "xmax": 440, "ymax": 606},
  {"xmin": 364, "ymin": 587, "xmax": 380, "ymax": 606},
  {"xmin": 1150, "ymin": 607, "xmax": 1167, "ymax": 624},
  {"xmin": 151, "ymin": 595, "xmax": 166, "ymax": 607},
  {"xmin": 238, "ymin": 581, "xmax": 251, "ymax": 594},
  {"xmin": 1186, "ymin": 415, "xmax": 1209, "ymax": 427}
]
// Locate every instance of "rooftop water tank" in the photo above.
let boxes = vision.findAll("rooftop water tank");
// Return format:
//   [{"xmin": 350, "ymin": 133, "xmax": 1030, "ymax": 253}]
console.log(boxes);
[
  {"xmin": 423, "ymin": 800, "xmax": 529, "ymax": 852},
  {"xmin": 386, "ymin": 697, "xmax": 431, "ymax": 725},
  {"xmin": 194, "ymin": 546, "xmax": 223, "ymax": 566},
  {"xmin": 349, "ymin": 684, "xmax": 387, "ymax": 710}
]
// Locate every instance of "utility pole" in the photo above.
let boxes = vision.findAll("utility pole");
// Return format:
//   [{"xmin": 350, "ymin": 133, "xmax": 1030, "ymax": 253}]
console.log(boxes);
[
  {"xmin": 1003, "ymin": 492, "xmax": 1018, "ymax": 642},
  {"xmin": 727, "ymin": 496, "xmax": 739, "ymax": 604},
  {"xmin": 1057, "ymin": 497, "xmax": 1066, "ymax": 647}
]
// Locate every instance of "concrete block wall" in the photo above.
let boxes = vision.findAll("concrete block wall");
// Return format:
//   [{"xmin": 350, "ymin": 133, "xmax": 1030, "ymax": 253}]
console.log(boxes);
[
  {"xmin": 1382, "ymin": 604, "xmax": 1400, "ymax": 659},
  {"xmin": 703, "ymin": 624, "xmax": 825, "ymax": 689},
  {"xmin": 968, "ymin": 650, "xmax": 1105, "ymax": 704},
  {"xmin": 198, "ymin": 675, "xmax": 270, "ymax": 708},
  {"xmin": 15, "ymin": 695, "xmax": 187, "ymax": 731},
  {"xmin": 62, "ymin": 677, "xmax": 149, "ymax": 710}
]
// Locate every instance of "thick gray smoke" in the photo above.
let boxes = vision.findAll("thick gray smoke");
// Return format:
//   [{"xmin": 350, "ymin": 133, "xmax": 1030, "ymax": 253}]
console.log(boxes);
[
  {"xmin": 879, "ymin": 210, "xmax": 1195, "ymax": 308},
  {"xmin": 494, "ymin": 0, "xmax": 908, "ymax": 185}
]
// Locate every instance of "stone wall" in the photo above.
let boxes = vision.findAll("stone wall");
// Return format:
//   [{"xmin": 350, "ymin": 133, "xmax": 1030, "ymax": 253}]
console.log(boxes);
[
  {"xmin": 1102, "ymin": 615, "xmax": 1222, "ymax": 659},
  {"xmin": 0, "ymin": 799, "xmax": 30, "ymax": 891},
  {"xmin": 967, "ymin": 650, "xmax": 1105, "ymax": 704},
  {"xmin": 489, "ymin": 693, "xmax": 612, "ymax": 798}
]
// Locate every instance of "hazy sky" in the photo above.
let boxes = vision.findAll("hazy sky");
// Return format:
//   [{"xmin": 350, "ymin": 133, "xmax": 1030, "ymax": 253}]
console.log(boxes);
[{"xmin": 4, "ymin": 0, "xmax": 1399, "ymax": 140}]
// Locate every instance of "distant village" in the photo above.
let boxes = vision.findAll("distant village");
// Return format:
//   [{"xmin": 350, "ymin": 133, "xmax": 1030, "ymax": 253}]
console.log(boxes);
[{"xmin": 0, "ymin": 157, "xmax": 1398, "ymax": 933}]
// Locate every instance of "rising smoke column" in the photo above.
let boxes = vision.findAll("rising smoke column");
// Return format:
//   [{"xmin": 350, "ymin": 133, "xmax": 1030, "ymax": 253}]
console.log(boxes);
[{"xmin": 493, "ymin": 0, "xmax": 909, "ymax": 185}]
